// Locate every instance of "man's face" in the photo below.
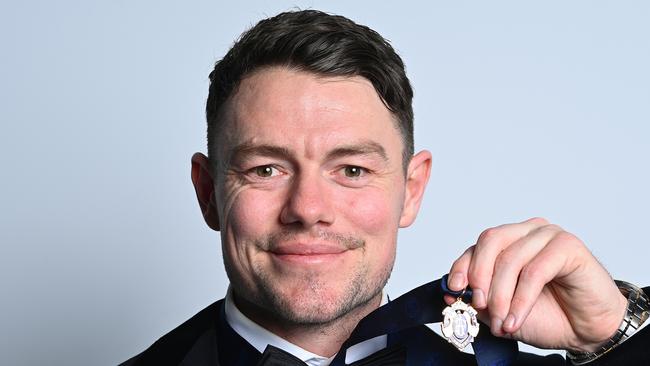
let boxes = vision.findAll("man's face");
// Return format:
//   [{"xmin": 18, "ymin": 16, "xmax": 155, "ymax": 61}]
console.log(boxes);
[{"xmin": 203, "ymin": 67, "xmax": 429, "ymax": 325}]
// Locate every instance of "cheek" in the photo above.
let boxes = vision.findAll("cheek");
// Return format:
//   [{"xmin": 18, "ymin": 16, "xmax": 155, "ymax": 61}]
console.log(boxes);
[
  {"xmin": 219, "ymin": 187, "xmax": 282, "ymax": 274},
  {"xmin": 342, "ymin": 186, "xmax": 403, "ymax": 238},
  {"xmin": 338, "ymin": 181, "xmax": 405, "ymax": 272},
  {"xmin": 231, "ymin": 196, "xmax": 269, "ymax": 233},
  {"xmin": 223, "ymin": 188, "xmax": 283, "ymax": 244}
]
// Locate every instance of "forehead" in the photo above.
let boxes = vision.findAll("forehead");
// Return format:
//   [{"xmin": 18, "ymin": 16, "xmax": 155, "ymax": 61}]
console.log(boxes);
[{"xmin": 218, "ymin": 67, "xmax": 402, "ymax": 161}]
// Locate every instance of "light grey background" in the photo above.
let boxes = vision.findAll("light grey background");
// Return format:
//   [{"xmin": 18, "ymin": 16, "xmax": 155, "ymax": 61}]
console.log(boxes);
[{"xmin": 1, "ymin": 1, "xmax": 649, "ymax": 365}]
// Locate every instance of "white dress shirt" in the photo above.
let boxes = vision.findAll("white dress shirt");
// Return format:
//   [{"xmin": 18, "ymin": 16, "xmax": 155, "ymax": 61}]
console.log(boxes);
[{"xmin": 224, "ymin": 288, "xmax": 388, "ymax": 366}]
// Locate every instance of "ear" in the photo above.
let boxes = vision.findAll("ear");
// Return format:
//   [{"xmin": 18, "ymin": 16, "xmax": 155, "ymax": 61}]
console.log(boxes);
[
  {"xmin": 191, "ymin": 152, "xmax": 220, "ymax": 231},
  {"xmin": 399, "ymin": 150, "xmax": 432, "ymax": 228}
]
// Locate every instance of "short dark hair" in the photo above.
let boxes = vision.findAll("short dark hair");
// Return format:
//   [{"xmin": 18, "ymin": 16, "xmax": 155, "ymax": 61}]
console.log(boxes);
[{"xmin": 206, "ymin": 9, "xmax": 414, "ymax": 172}]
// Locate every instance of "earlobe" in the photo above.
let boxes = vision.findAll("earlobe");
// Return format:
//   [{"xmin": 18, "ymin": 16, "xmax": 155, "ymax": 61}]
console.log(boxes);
[
  {"xmin": 191, "ymin": 152, "xmax": 221, "ymax": 231},
  {"xmin": 399, "ymin": 150, "xmax": 432, "ymax": 228}
]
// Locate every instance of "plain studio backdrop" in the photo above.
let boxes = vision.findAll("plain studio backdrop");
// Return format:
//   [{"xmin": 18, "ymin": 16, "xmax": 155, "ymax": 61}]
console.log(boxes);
[{"xmin": 1, "ymin": 1, "xmax": 649, "ymax": 365}]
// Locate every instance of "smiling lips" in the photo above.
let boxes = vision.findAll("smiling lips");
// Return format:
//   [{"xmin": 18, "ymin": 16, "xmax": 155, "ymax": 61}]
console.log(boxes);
[{"xmin": 270, "ymin": 243, "xmax": 350, "ymax": 264}]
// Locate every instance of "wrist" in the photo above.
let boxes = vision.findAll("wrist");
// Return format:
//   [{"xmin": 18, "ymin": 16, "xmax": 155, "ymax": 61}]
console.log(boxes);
[
  {"xmin": 575, "ymin": 291, "xmax": 628, "ymax": 353},
  {"xmin": 566, "ymin": 280, "xmax": 650, "ymax": 365}
]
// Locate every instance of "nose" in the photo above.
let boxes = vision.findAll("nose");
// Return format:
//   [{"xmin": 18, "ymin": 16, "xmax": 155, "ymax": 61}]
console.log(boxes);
[{"xmin": 279, "ymin": 170, "xmax": 335, "ymax": 228}]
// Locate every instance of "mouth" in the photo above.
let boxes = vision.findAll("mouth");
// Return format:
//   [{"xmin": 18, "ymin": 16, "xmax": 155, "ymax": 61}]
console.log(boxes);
[{"xmin": 269, "ymin": 242, "xmax": 349, "ymax": 265}]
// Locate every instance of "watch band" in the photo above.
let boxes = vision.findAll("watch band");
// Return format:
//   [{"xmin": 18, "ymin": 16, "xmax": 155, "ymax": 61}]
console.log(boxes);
[{"xmin": 567, "ymin": 280, "xmax": 650, "ymax": 365}]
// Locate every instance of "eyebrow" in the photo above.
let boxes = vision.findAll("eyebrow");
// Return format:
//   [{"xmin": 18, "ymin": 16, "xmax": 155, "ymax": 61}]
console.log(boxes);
[
  {"xmin": 227, "ymin": 140, "xmax": 388, "ymax": 165},
  {"xmin": 228, "ymin": 143, "xmax": 293, "ymax": 165},
  {"xmin": 325, "ymin": 141, "xmax": 388, "ymax": 162}
]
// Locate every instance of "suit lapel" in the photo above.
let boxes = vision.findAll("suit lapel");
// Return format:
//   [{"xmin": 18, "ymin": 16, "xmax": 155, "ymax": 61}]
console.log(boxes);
[
  {"xmin": 174, "ymin": 299, "xmax": 263, "ymax": 366},
  {"xmin": 215, "ymin": 300, "xmax": 263, "ymax": 365}
]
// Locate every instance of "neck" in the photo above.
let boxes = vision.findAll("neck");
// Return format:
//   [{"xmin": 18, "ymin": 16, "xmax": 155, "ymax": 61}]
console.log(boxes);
[{"xmin": 232, "ymin": 291, "xmax": 383, "ymax": 357}]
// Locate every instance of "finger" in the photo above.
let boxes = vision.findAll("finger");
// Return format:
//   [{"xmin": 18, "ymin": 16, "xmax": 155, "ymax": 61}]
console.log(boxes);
[
  {"xmin": 467, "ymin": 217, "xmax": 549, "ymax": 303},
  {"xmin": 443, "ymin": 294, "xmax": 456, "ymax": 305},
  {"xmin": 486, "ymin": 224, "xmax": 563, "ymax": 336},
  {"xmin": 447, "ymin": 244, "xmax": 488, "ymax": 309},
  {"xmin": 500, "ymin": 235, "xmax": 570, "ymax": 335},
  {"xmin": 448, "ymin": 245, "xmax": 474, "ymax": 291},
  {"xmin": 445, "ymin": 245, "xmax": 474, "ymax": 305}
]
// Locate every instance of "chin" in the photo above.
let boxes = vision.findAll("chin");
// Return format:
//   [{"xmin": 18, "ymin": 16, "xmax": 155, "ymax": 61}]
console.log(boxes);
[
  {"xmin": 290, "ymin": 291, "xmax": 353, "ymax": 322},
  {"xmin": 262, "ymin": 275, "xmax": 378, "ymax": 325}
]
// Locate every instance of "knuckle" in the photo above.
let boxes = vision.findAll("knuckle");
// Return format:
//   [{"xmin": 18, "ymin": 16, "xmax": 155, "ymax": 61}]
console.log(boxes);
[
  {"xmin": 555, "ymin": 231, "xmax": 585, "ymax": 250},
  {"xmin": 520, "ymin": 263, "xmax": 545, "ymax": 284},
  {"xmin": 528, "ymin": 217, "xmax": 549, "ymax": 225},
  {"xmin": 465, "ymin": 244, "xmax": 476, "ymax": 255},
  {"xmin": 494, "ymin": 250, "xmax": 517, "ymax": 269},
  {"xmin": 540, "ymin": 223, "xmax": 563, "ymax": 233},
  {"xmin": 478, "ymin": 227, "xmax": 501, "ymax": 244},
  {"xmin": 556, "ymin": 230, "xmax": 576, "ymax": 242}
]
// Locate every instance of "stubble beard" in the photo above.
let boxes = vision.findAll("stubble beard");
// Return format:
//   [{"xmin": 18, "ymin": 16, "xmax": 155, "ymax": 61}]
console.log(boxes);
[
  {"xmin": 234, "ymin": 229, "xmax": 395, "ymax": 327},
  {"xmin": 252, "ymin": 257, "xmax": 393, "ymax": 326}
]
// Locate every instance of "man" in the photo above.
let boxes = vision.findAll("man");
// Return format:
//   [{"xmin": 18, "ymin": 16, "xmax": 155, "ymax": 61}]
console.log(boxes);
[{"xmin": 122, "ymin": 9, "xmax": 649, "ymax": 365}]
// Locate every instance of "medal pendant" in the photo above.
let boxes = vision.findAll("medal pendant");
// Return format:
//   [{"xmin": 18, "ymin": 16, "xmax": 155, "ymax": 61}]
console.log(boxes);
[{"xmin": 441, "ymin": 298, "xmax": 480, "ymax": 351}]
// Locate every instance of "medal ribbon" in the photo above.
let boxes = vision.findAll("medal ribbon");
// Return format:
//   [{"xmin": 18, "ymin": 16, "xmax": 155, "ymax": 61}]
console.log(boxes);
[{"xmin": 329, "ymin": 275, "xmax": 518, "ymax": 366}]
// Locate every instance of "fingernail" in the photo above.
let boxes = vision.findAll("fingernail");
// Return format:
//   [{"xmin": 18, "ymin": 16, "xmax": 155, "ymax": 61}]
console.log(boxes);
[
  {"xmin": 472, "ymin": 288, "xmax": 486, "ymax": 309},
  {"xmin": 504, "ymin": 313, "xmax": 516, "ymax": 331},
  {"xmin": 449, "ymin": 272, "xmax": 464, "ymax": 290},
  {"xmin": 492, "ymin": 318, "xmax": 503, "ymax": 335}
]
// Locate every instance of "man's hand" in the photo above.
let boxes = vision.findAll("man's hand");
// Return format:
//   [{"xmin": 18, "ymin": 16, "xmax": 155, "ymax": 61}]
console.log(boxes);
[{"xmin": 446, "ymin": 217, "xmax": 627, "ymax": 352}]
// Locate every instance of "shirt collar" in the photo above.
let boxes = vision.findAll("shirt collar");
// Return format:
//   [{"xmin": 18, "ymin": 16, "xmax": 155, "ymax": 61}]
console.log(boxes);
[{"xmin": 224, "ymin": 287, "xmax": 388, "ymax": 365}]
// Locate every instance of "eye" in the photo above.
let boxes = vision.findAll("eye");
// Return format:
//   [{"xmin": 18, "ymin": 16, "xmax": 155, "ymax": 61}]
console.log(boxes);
[
  {"xmin": 342, "ymin": 165, "xmax": 366, "ymax": 178},
  {"xmin": 252, "ymin": 165, "xmax": 281, "ymax": 178}
]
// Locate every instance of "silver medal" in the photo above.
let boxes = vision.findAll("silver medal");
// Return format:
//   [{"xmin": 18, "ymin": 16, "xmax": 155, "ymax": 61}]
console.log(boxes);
[{"xmin": 441, "ymin": 297, "xmax": 480, "ymax": 351}]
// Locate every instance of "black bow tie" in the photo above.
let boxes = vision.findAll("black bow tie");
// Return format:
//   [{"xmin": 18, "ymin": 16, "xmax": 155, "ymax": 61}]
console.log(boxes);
[{"xmin": 256, "ymin": 344, "xmax": 407, "ymax": 366}]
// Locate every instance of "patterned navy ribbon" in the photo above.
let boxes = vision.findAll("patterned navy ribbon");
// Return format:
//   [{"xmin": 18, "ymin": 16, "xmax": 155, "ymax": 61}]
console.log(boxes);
[{"xmin": 329, "ymin": 276, "xmax": 518, "ymax": 366}]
